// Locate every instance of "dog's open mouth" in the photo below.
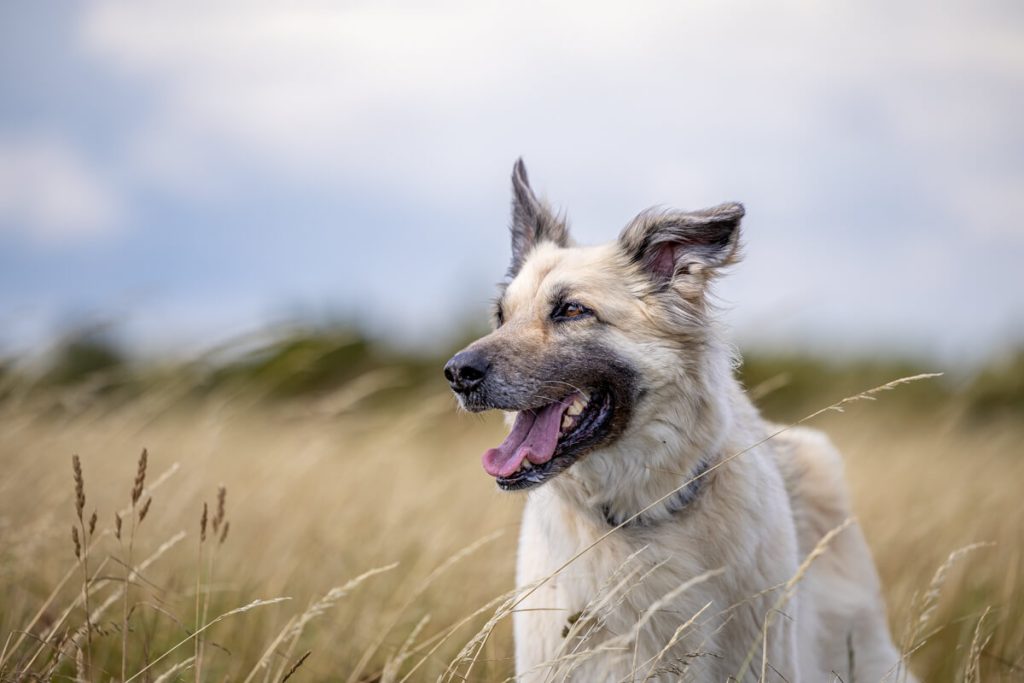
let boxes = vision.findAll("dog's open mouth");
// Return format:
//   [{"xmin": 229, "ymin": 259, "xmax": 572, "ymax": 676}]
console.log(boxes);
[{"xmin": 482, "ymin": 389, "xmax": 612, "ymax": 491}]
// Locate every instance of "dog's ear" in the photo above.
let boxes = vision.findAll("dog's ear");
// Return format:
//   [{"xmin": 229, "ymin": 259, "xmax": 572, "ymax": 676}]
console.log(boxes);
[
  {"xmin": 618, "ymin": 202, "xmax": 744, "ymax": 289},
  {"xmin": 508, "ymin": 158, "xmax": 570, "ymax": 277}
]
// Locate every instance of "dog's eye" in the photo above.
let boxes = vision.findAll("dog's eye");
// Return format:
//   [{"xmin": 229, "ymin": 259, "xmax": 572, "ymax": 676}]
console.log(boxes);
[{"xmin": 553, "ymin": 301, "xmax": 592, "ymax": 321}]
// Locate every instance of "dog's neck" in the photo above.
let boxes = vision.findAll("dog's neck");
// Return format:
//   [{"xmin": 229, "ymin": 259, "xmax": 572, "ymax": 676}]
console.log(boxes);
[
  {"xmin": 599, "ymin": 451, "xmax": 717, "ymax": 528},
  {"xmin": 550, "ymin": 338, "xmax": 749, "ymax": 528}
]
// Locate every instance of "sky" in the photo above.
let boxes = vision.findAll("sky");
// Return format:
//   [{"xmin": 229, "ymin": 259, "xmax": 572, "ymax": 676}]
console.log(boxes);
[{"xmin": 1, "ymin": 1, "xmax": 1022, "ymax": 365}]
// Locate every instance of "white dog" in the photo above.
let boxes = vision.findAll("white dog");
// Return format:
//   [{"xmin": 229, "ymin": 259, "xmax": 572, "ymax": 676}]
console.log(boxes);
[{"xmin": 445, "ymin": 160, "xmax": 913, "ymax": 682}]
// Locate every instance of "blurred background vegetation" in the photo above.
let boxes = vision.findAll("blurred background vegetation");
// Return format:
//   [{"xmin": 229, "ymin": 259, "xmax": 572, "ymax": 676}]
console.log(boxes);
[{"xmin": 6, "ymin": 322, "xmax": 1022, "ymax": 426}]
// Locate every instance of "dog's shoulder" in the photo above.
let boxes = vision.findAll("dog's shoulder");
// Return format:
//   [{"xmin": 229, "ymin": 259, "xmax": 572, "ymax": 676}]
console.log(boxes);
[
  {"xmin": 767, "ymin": 425, "xmax": 852, "ymax": 546},
  {"xmin": 766, "ymin": 426, "xmax": 910, "ymax": 680}
]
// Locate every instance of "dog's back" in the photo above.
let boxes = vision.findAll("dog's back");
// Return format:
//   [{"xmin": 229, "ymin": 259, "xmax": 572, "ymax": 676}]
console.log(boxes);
[{"xmin": 772, "ymin": 427, "xmax": 912, "ymax": 682}]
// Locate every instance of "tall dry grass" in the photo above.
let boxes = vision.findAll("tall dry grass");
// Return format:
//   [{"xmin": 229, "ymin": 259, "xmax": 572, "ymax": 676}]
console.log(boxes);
[{"xmin": 0, "ymin": 374, "xmax": 1021, "ymax": 681}]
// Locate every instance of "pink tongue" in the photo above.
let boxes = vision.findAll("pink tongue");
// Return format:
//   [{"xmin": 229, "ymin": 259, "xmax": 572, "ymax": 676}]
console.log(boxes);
[{"xmin": 482, "ymin": 399, "xmax": 570, "ymax": 478}]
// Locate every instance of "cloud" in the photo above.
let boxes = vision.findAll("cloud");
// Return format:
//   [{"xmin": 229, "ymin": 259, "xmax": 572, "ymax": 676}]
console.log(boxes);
[
  {"xmin": 0, "ymin": 135, "xmax": 124, "ymax": 243},
  {"xmin": 77, "ymin": 2, "xmax": 1024, "ymax": 217},
  {"xmin": 39, "ymin": 0, "xmax": 1023, "ymax": 357}
]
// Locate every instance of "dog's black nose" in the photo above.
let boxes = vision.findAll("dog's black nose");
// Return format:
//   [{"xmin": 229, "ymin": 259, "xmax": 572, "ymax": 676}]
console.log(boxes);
[{"xmin": 444, "ymin": 350, "xmax": 490, "ymax": 394}]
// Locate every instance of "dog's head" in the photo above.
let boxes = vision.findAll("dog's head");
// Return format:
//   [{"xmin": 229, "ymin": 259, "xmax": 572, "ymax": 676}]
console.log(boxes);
[{"xmin": 445, "ymin": 160, "xmax": 743, "ymax": 491}]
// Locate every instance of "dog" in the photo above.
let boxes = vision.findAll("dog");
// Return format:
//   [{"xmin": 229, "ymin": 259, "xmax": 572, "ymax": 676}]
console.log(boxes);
[{"xmin": 444, "ymin": 160, "xmax": 913, "ymax": 682}]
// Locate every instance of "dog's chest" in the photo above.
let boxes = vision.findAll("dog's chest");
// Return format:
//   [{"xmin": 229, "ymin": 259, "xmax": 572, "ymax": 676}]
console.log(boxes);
[{"xmin": 513, "ymin": 489, "xmax": 732, "ymax": 681}]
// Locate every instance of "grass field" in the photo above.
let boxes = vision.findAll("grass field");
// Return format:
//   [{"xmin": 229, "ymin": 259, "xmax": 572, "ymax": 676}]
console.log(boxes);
[{"xmin": 0, "ymin": 345, "xmax": 1022, "ymax": 681}]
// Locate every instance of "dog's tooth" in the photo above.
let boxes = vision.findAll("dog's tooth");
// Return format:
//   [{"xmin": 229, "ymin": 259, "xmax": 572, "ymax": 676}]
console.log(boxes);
[
  {"xmin": 522, "ymin": 460, "xmax": 532, "ymax": 470},
  {"xmin": 561, "ymin": 415, "xmax": 573, "ymax": 430},
  {"xmin": 567, "ymin": 399, "xmax": 584, "ymax": 416}
]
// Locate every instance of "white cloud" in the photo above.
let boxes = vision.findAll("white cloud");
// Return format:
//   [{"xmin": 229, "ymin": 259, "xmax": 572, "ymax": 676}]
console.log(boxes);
[
  {"xmin": 68, "ymin": 0, "xmax": 1024, "ymax": 357},
  {"xmin": 77, "ymin": 2, "xmax": 1024, "ymax": 213},
  {"xmin": 0, "ymin": 136, "xmax": 124, "ymax": 243}
]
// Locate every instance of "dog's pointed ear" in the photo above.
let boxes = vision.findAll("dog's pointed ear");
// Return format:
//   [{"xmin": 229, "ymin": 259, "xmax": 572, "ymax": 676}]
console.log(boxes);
[
  {"xmin": 508, "ymin": 158, "xmax": 570, "ymax": 277},
  {"xmin": 618, "ymin": 202, "xmax": 744, "ymax": 289}
]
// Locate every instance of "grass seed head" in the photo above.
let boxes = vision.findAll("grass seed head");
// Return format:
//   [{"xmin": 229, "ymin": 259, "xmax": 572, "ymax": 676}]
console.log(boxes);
[
  {"xmin": 219, "ymin": 520, "xmax": 230, "ymax": 545},
  {"xmin": 132, "ymin": 448, "xmax": 148, "ymax": 505},
  {"xmin": 71, "ymin": 525, "xmax": 81, "ymax": 559},
  {"xmin": 88, "ymin": 510, "xmax": 97, "ymax": 537},
  {"xmin": 72, "ymin": 454, "xmax": 85, "ymax": 522},
  {"xmin": 115, "ymin": 512, "xmax": 123, "ymax": 540},
  {"xmin": 213, "ymin": 485, "xmax": 226, "ymax": 532},
  {"xmin": 200, "ymin": 502, "xmax": 208, "ymax": 543},
  {"xmin": 139, "ymin": 496, "xmax": 152, "ymax": 523}
]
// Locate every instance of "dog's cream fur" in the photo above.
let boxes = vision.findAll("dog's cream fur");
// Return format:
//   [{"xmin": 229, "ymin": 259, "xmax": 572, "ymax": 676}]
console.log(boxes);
[
  {"xmin": 453, "ymin": 164, "xmax": 912, "ymax": 682},
  {"xmin": 506, "ymin": 251, "xmax": 909, "ymax": 682}
]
